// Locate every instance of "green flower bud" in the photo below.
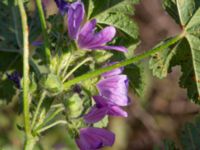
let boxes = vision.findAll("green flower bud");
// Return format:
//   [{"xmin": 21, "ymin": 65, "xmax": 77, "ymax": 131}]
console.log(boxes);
[
  {"xmin": 40, "ymin": 73, "xmax": 63, "ymax": 95},
  {"xmin": 65, "ymin": 93, "xmax": 83, "ymax": 118}
]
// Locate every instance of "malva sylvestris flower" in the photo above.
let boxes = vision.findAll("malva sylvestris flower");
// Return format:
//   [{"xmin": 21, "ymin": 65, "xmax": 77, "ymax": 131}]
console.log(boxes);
[
  {"xmin": 97, "ymin": 65, "xmax": 130, "ymax": 106},
  {"xmin": 76, "ymin": 127, "xmax": 115, "ymax": 150},
  {"xmin": 67, "ymin": 1, "xmax": 128, "ymax": 52},
  {"xmin": 84, "ymin": 95, "xmax": 128, "ymax": 123}
]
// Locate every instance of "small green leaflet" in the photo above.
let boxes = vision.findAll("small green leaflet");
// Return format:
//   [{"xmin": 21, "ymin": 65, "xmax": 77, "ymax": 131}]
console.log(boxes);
[{"xmin": 150, "ymin": 0, "xmax": 200, "ymax": 103}]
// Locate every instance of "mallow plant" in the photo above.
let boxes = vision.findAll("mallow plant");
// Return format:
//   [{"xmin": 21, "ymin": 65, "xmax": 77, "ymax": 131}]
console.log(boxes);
[{"xmin": 1, "ymin": 0, "xmax": 200, "ymax": 149}]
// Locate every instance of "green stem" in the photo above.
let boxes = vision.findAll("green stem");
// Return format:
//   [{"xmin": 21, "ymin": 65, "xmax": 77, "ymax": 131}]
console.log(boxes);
[
  {"xmin": 36, "ymin": 120, "xmax": 67, "ymax": 134},
  {"xmin": 24, "ymin": 138, "xmax": 37, "ymax": 150},
  {"xmin": 62, "ymin": 57, "xmax": 92, "ymax": 82},
  {"xmin": 34, "ymin": 107, "xmax": 65, "ymax": 131},
  {"xmin": 35, "ymin": 0, "xmax": 51, "ymax": 63},
  {"xmin": 31, "ymin": 92, "xmax": 46, "ymax": 128},
  {"xmin": 63, "ymin": 34, "xmax": 183, "ymax": 89},
  {"xmin": 18, "ymin": 0, "xmax": 33, "ymax": 149},
  {"xmin": 61, "ymin": 52, "xmax": 72, "ymax": 77}
]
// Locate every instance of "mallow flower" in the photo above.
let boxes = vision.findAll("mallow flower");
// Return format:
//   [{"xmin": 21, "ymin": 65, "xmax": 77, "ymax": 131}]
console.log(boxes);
[
  {"xmin": 67, "ymin": 1, "xmax": 128, "ymax": 52},
  {"xmin": 76, "ymin": 127, "xmax": 115, "ymax": 150},
  {"xmin": 97, "ymin": 66, "xmax": 129, "ymax": 106},
  {"xmin": 54, "ymin": 0, "xmax": 69, "ymax": 15},
  {"xmin": 84, "ymin": 96, "xmax": 128, "ymax": 123}
]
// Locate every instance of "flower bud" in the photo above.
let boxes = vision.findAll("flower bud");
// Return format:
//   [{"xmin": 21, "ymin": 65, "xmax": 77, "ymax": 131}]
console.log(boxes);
[{"xmin": 40, "ymin": 73, "xmax": 63, "ymax": 95}]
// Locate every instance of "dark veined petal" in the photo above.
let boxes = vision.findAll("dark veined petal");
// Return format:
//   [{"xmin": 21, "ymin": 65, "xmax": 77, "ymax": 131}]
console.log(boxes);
[
  {"xmin": 108, "ymin": 105, "xmax": 128, "ymax": 117},
  {"xmin": 76, "ymin": 127, "xmax": 115, "ymax": 150},
  {"xmin": 78, "ymin": 26, "xmax": 117, "ymax": 49},
  {"xmin": 54, "ymin": 0, "xmax": 69, "ymax": 15},
  {"xmin": 78, "ymin": 19, "xmax": 97, "ymax": 48},
  {"xmin": 97, "ymin": 75, "xmax": 129, "ymax": 106},
  {"xmin": 86, "ymin": 26, "xmax": 116, "ymax": 47},
  {"xmin": 92, "ymin": 45, "xmax": 128, "ymax": 52},
  {"xmin": 84, "ymin": 106, "xmax": 108, "ymax": 123},
  {"xmin": 68, "ymin": 1, "xmax": 84, "ymax": 40}
]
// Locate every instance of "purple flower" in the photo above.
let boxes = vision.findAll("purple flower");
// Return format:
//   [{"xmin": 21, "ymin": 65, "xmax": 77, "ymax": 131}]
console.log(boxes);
[
  {"xmin": 68, "ymin": 1, "xmax": 85, "ymax": 39},
  {"xmin": 97, "ymin": 66, "xmax": 129, "ymax": 106},
  {"xmin": 7, "ymin": 71, "xmax": 21, "ymax": 89},
  {"xmin": 84, "ymin": 96, "xmax": 127, "ymax": 123},
  {"xmin": 55, "ymin": 0, "xmax": 69, "ymax": 15},
  {"xmin": 67, "ymin": 1, "xmax": 128, "ymax": 52},
  {"xmin": 76, "ymin": 127, "xmax": 115, "ymax": 150}
]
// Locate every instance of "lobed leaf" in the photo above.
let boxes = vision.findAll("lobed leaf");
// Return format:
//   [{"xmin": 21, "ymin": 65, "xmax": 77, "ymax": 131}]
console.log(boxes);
[{"xmin": 150, "ymin": 0, "xmax": 200, "ymax": 102}]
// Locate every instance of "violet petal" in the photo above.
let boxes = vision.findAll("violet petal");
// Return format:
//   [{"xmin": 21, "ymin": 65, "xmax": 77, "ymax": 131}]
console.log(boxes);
[
  {"xmin": 54, "ymin": 0, "xmax": 69, "ymax": 15},
  {"xmin": 84, "ymin": 106, "xmax": 108, "ymax": 123},
  {"xmin": 68, "ymin": 1, "xmax": 84, "ymax": 40},
  {"xmin": 108, "ymin": 105, "xmax": 128, "ymax": 117},
  {"xmin": 78, "ymin": 19, "xmax": 97, "ymax": 48},
  {"xmin": 97, "ymin": 75, "xmax": 129, "ymax": 106},
  {"xmin": 92, "ymin": 45, "xmax": 128, "ymax": 52},
  {"xmin": 76, "ymin": 127, "xmax": 115, "ymax": 150}
]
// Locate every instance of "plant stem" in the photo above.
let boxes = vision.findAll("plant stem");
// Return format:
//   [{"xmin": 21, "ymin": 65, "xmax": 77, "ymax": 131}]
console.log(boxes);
[
  {"xmin": 18, "ymin": 0, "xmax": 34, "ymax": 149},
  {"xmin": 35, "ymin": 0, "xmax": 51, "ymax": 63},
  {"xmin": 36, "ymin": 120, "xmax": 67, "ymax": 134},
  {"xmin": 62, "ymin": 57, "xmax": 92, "ymax": 82},
  {"xmin": 34, "ymin": 107, "xmax": 65, "ymax": 131},
  {"xmin": 63, "ymin": 34, "xmax": 183, "ymax": 89},
  {"xmin": 31, "ymin": 92, "xmax": 46, "ymax": 128}
]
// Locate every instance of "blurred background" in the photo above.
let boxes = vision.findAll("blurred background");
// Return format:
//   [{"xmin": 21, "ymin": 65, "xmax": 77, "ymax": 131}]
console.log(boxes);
[{"xmin": 1, "ymin": 0, "xmax": 200, "ymax": 150}]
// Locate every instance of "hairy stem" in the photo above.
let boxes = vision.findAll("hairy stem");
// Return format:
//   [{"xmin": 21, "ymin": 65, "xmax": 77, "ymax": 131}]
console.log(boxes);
[
  {"xmin": 62, "ymin": 57, "xmax": 92, "ymax": 82},
  {"xmin": 35, "ymin": 0, "xmax": 51, "ymax": 63},
  {"xmin": 34, "ymin": 107, "xmax": 65, "ymax": 132},
  {"xmin": 63, "ymin": 34, "xmax": 183, "ymax": 89},
  {"xmin": 18, "ymin": 0, "xmax": 34, "ymax": 149},
  {"xmin": 31, "ymin": 92, "xmax": 47, "ymax": 128},
  {"xmin": 36, "ymin": 120, "xmax": 67, "ymax": 134}
]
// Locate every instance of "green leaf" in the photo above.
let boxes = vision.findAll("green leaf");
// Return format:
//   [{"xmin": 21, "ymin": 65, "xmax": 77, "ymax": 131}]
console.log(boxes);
[
  {"xmin": 83, "ymin": 0, "xmax": 139, "ymax": 41},
  {"xmin": 163, "ymin": 0, "xmax": 200, "ymax": 26},
  {"xmin": 0, "ymin": 1, "xmax": 22, "ymax": 52},
  {"xmin": 153, "ymin": 139, "xmax": 178, "ymax": 150},
  {"xmin": 0, "ymin": 52, "xmax": 22, "ymax": 104},
  {"xmin": 92, "ymin": 0, "xmax": 139, "ymax": 40},
  {"xmin": 124, "ymin": 64, "xmax": 145, "ymax": 96},
  {"xmin": 150, "ymin": 0, "xmax": 200, "ymax": 102},
  {"xmin": 179, "ymin": 115, "xmax": 200, "ymax": 150}
]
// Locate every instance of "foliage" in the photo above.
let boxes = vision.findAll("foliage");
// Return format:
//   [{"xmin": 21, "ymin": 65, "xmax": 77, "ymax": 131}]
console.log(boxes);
[
  {"xmin": 150, "ymin": 0, "xmax": 200, "ymax": 103},
  {"xmin": 1, "ymin": 0, "xmax": 200, "ymax": 149}
]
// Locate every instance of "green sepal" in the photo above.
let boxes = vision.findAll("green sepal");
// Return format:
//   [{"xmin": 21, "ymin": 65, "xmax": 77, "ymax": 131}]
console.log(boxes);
[{"xmin": 40, "ymin": 73, "xmax": 63, "ymax": 95}]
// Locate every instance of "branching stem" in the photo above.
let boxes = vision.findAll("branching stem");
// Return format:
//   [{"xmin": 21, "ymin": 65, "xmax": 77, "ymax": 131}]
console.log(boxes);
[{"xmin": 63, "ymin": 34, "xmax": 184, "ymax": 89}]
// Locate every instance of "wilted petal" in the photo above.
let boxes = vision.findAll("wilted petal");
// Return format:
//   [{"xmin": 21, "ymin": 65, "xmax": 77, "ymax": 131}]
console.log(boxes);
[
  {"xmin": 7, "ymin": 71, "xmax": 21, "ymax": 89},
  {"xmin": 68, "ymin": 1, "xmax": 84, "ymax": 40},
  {"xmin": 54, "ymin": 0, "xmax": 69, "ymax": 15},
  {"xmin": 76, "ymin": 127, "xmax": 115, "ymax": 150},
  {"xmin": 92, "ymin": 45, "xmax": 128, "ymax": 52}
]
